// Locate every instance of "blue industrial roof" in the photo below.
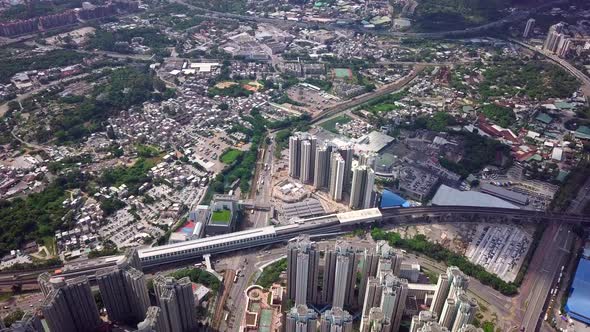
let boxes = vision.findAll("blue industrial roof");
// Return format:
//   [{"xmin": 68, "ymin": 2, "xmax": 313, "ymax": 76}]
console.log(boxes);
[
  {"xmin": 565, "ymin": 258, "xmax": 590, "ymax": 324},
  {"xmin": 380, "ymin": 190, "xmax": 410, "ymax": 208}
]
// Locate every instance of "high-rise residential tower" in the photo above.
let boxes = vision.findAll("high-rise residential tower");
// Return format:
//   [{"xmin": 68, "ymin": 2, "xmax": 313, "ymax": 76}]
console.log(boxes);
[
  {"xmin": 360, "ymin": 272, "xmax": 408, "ymax": 332},
  {"xmin": 329, "ymin": 152, "xmax": 345, "ymax": 201},
  {"xmin": 137, "ymin": 306, "xmax": 167, "ymax": 332},
  {"xmin": 360, "ymin": 152, "xmax": 377, "ymax": 170},
  {"xmin": 314, "ymin": 143, "xmax": 333, "ymax": 189},
  {"xmin": 301, "ymin": 140, "xmax": 313, "ymax": 183},
  {"xmin": 451, "ymin": 297, "xmax": 478, "ymax": 332},
  {"xmin": 439, "ymin": 298, "xmax": 458, "ymax": 329},
  {"xmin": 523, "ymin": 18, "xmax": 535, "ymax": 38},
  {"xmin": 286, "ymin": 304, "xmax": 318, "ymax": 332},
  {"xmin": 410, "ymin": 311, "xmax": 438, "ymax": 332},
  {"xmin": 350, "ymin": 164, "xmax": 375, "ymax": 209},
  {"xmin": 287, "ymin": 235, "xmax": 320, "ymax": 305},
  {"xmin": 40, "ymin": 276, "xmax": 102, "ymax": 332},
  {"xmin": 320, "ymin": 307, "xmax": 354, "ymax": 332},
  {"xmin": 339, "ymin": 144, "xmax": 354, "ymax": 192},
  {"xmin": 288, "ymin": 132, "xmax": 316, "ymax": 182},
  {"xmin": 96, "ymin": 249, "xmax": 150, "ymax": 325},
  {"xmin": 358, "ymin": 241, "xmax": 403, "ymax": 305},
  {"xmin": 289, "ymin": 135, "xmax": 301, "ymax": 178},
  {"xmin": 430, "ymin": 266, "xmax": 468, "ymax": 317},
  {"xmin": 361, "ymin": 307, "xmax": 388, "ymax": 332},
  {"xmin": 322, "ymin": 241, "xmax": 360, "ymax": 308},
  {"xmin": 153, "ymin": 275, "xmax": 199, "ymax": 332},
  {"xmin": 543, "ymin": 22, "xmax": 565, "ymax": 53}
]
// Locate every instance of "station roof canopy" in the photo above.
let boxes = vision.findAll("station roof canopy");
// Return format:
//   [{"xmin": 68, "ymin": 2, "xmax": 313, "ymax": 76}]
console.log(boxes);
[{"xmin": 337, "ymin": 208, "xmax": 382, "ymax": 224}]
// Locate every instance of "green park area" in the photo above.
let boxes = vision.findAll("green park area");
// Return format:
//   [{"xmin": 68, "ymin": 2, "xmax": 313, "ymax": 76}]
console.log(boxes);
[
  {"xmin": 169, "ymin": 267, "xmax": 221, "ymax": 292},
  {"xmin": 320, "ymin": 115, "xmax": 352, "ymax": 133},
  {"xmin": 211, "ymin": 209, "xmax": 232, "ymax": 224},
  {"xmin": 257, "ymin": 258, "xmax": 287, "ymax": 288},
  {"xmin": 361, "ymin": 90, "xmax": 407, "ymax": 115},
  {"xmin": 481, "ymin": 104, "xmax": 516, "ymax": 128},
  {"xmin": 220, "ymin": 149, "xmax": 243, "ymax": 164}
]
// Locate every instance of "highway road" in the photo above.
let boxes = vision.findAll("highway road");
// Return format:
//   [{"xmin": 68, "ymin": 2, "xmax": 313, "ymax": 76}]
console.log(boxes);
[
  {"xmin": 214, "ymin": 246, "xmax": 286, "ymax": 331},
  {"xmin": 518, "ymin": 223, "xmax": 573, "ymax": 331}
]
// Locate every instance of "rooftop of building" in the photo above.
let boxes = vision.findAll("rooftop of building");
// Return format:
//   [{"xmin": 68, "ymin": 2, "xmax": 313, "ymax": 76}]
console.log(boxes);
[
  {"xmin": 479, "ymin": 182, "xmax": 529, "ymax": 205},
  {"xmin": 431, "ymin": 185, "xmax": 518, "ymax": 209},
  {"xmin": 337, "ymin": 208, "xmax": 382, "ymax": 224},
  {"xmin": 565, "ymin": 257, "xmax": 590, "ymax": 324},
  {"xmin": 211, "ymin": 209, "xmax": 232, "ymax": 224},
  {"xmin": 380, "ymin": 190, "xmax": 410, "ymax": 208}
]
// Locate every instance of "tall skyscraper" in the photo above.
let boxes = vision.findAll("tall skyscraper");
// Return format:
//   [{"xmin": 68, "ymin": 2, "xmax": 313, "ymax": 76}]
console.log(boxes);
[
  {"xmin": 286, "ymin": 305, "xmax": 318, "ymax": 332},
  {"xmin": 41, "ymin": 276, "xmax": 102, "ymax": 332},
  {"xmin": 287, "ymin": 235, "xmax": 320, "ymax": 305},
  {"xmin": 159, "ymin": 288, "xmax": 183, "ymax": 332},
  {"xmin": 543, "ymin": 22, "xmax": 565, "ymax": 53},
  {"xmin": 361, "ymin": 307, "xmax": 388, "ymax": 332},
  {"xmin": 523, "ymin": 18, "xmax": 535, "ymax": 38},
  {"xmin": 329, "ymin": 152, "xmax": 345, "ymax": 201},
  {"xmin": 360, "ymin": 152, "xmax": 377, "ymax": 170},
  {"xmin": 308, "ymin": 135, "xmax": 317, "ymax": 182},
  {"xmin": 439, "ymin": 298, "xmax": 458, "ymax": 329},
  {"xmin": 418, "ymin": 322, "xmax": 450, "ymax": 332},
  {"xmin": 558, "ymin": 37, "xmax": 572, "ymax": 58},
  {"xmin": 324, "ymin": 241, "xmax": 360, "ymax": 308},
  {"xmin": 301, "ymin": 140, "xmax": 313, "ymax": 183},
  {"xmin": 288, "ymin": 132, "xmax": 317, "ymax": 182},
  {"xmin": 339, "ymin": 144, "xmax": 354, "ymax": 192},
  {"xmin": 380, "ymin": 273, "xmax": 408, "ymax": 332},
  {"xmin": 320, "ymin": 307, "xmax": 353, "ymax": 332},
  {"xmin": 289, "ymin": 135, "xmax": 301, "ymax": 178},
  {"xmin": 360, "ymin": 272, "xmax": 408, "ymax": 332},
  {"xmin": 451, "ymin": 297, "xmax": 478, "ymax": 332},
  {"xmin": 96, "ymin": 249, "xmax": 150, "ymax": 325},
  {"xmin": 137, "ymin": 306, "xmax": 167, "ymax": 332},
  {"xmin": 38, "ymin": 272, "xmax": 59, "ymax": 297},
  {"xmin": 430, "ymin": 267, "xmax": 468, "ymax": 317},
  {"xmin": 153, "ymin": 275, "xmax": 199, "ymax": 332},
  {"xmin": 333, "ymin": 254, "xmax": 351, "ymax": 308},
  {"xmin": 359, "ymin": 241, "xmax": 403, "ymax": 305},
  {"xmin": 361, "ymin": 277, "xmax": 382, "ymax": 317},
  {"xmin": 447, "ymin": 267, "xmax": 469, "ymax": 300},
  {"xmin": 350, "ymin": 164, "xmax": 375, "ymax": 209},
  {"xmin": 430, "ymin": 274, "xmax": 449, "ymax": 317},
  {"xmin": 376, "ymin": 241, "xmax": 403, "ymax": 277},
  {"xmin": 410, "ymin": 311, "xmax": 438, "ymax": 332},
  {"xmin": 314, "ymin": 143, "xmax": 333, "ymax": 189}
]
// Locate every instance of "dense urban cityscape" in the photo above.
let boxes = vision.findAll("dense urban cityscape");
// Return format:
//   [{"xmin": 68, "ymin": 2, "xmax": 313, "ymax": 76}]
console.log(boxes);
[{"xmin": 0, "ymin": 0, "xmax": 590, "ymax": 331}]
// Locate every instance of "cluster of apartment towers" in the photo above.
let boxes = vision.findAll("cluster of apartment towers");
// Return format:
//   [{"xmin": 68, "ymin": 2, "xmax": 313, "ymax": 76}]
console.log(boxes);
[
  {"xmin": 36, "ymin": 249, "xmax": 200, "ymax": 332},
  {"xmin": 289, "ymin": 132, "xmax": 377, "ymax": 209},
  {"xmin": 285, "ymin": 235, "xmax": 480, "ymax": 332}
]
